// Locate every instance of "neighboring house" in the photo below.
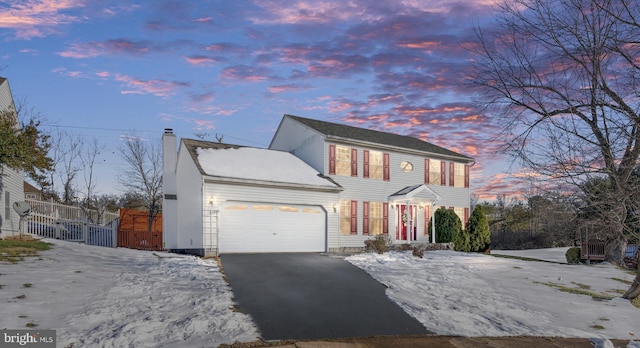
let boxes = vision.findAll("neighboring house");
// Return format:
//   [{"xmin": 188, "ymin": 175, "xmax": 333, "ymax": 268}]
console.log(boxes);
[
  {"xmin": 0, "ymin": 77, "xmax": 25, "ymax": 237},
  {"xmin": 163, "ymin": 114, "xmax": 474, "ymax": 256},
  {"xmin": 24, "ymin": 181, "xmax": 45, "ymax": 201}
]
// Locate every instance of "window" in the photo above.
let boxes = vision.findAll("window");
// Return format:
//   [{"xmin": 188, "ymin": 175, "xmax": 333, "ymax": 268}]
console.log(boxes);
[
  {"xmin": 225, "ymin": 204, "xmax": 247, "ymax": 210},
  {"xmin": 369, "ymin": 202, "xmax": 384, "ymax": 235},
  {"xmin": 400, "ymin": 161, "xmax": 413, "ymax": 173},
  {"xmin": 4, "ymin": 191, "xmax": 10, "ymax": 222},
  {"xmin": 279, "ymin": 206, "xmax": 298, "ymax": 212},
  {"xmin": 340, "ymin": 200, "xmax": 357, "ymax": 235},
  {"xmin": 428, "ymin": 159, "xmax": 441, "ymax": 185},
  {"xmin": 252, "ymin": 205, "xmax": 273, "ymax": 211},
  {"xmin": 364, "ymin": 150, "xmax": 384, "ymax": 179},
  {"xmin": 26, "ymin": 193, "xmax": 37, "ymax": 200},
  {"xmin": 331, "ymin": 145, "xmax": 357, "ymax": 176},
  {"xmin": 453, "ymin": 163, "xmax": 465, "ymax": 188}
]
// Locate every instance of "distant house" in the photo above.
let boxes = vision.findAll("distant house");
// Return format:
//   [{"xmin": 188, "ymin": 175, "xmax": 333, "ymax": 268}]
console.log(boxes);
[
  {"xmin": 162, "ymin": 114, "xmax": 474, "ymax": 256},
  {"xmin": 24, "ymin": 181, "xmax": 44, "ymax": 201},
  {"xmin": 0, "ymin": 77, "xmax": 25, "ymax": 236}
]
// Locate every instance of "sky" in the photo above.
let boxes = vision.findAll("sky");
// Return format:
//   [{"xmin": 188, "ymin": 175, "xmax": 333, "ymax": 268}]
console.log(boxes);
[
  {"xmin": 1, "ymin": 239, "xmax": 638, "ymax": 346},
  {"xmin": 0, "ymin": 0, "xmax": 533, "ymax": 200}
]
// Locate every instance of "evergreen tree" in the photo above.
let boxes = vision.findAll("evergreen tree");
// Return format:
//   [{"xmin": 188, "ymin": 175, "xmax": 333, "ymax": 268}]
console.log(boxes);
[{"xmin": 466, "ymin": 205, "xmax": 490, "ymax": 252}]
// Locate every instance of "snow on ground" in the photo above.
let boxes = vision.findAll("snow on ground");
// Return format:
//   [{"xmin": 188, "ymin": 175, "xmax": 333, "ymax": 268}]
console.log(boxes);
[
  {"xmin": 346, "ymin": 249, "xmax": 639, "ymax": 340},
  {"xmin": 492, "ymin": 247, "xmax": 572, "ymax": 263},
  {"xmin": 0, "ymin": 239, "xmax": 259, "ymax": 348}
]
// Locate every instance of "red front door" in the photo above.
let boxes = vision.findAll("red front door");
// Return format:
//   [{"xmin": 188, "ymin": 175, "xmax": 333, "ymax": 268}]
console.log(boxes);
[{"xmin": 396, "ymin": 204, "xmax": 417, "ymax": 241}]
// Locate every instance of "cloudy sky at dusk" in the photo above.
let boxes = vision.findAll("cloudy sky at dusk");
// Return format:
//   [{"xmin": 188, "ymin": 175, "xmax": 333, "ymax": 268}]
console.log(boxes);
[{"xmin": 1, "ymin": 0, "xmax": 532, "ymax": 200}]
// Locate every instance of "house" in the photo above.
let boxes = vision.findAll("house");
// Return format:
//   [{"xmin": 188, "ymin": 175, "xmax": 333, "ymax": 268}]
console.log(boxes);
[
  {"xmin": 0, "ymin": 77, "xmax": 25, "ymax": 237},
  {"xmin": 162, "ymin": 114, "xmax": 474, "ymax": 256},
  {"xmin": 24, "ymin": 181, "xmax": 45, "ymax": 201}
]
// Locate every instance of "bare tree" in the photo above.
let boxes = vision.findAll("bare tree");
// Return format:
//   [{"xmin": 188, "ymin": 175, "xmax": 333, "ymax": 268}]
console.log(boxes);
[
  {"xmin": 472, "ymin": 0, "xmax": 640, "ymax": 299},
  {"xmin": 117, "ymin": 135, "xmax": 162, "ymax": 231},
  {"xmin": 80, "ymin": 138, "xmax": 103, "ymax": 209}
]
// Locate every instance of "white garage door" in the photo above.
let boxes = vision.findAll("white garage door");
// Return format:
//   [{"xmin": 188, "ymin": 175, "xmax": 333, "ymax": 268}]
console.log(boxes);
[{"xmin": 219, "ymin": 201, "xmax": 326, "ymax": 253}]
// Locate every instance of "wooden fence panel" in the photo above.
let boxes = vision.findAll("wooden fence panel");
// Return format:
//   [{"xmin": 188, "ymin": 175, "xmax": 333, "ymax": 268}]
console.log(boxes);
[{"xmin": 117, "ymin": 209, "xmax": 163, "ymax": 251}]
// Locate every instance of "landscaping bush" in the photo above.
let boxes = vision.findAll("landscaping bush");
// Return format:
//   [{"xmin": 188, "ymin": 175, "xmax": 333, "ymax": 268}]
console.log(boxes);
[
  {"xmin": 364, "ymin": 234, "xmax": 392, "ymax": 254},
  {"xmin": 466, "ymin": 205, "xmax": 491, "ymax": 252},
  {"xmin": 428, "ymin": 207, "xmax": 462, "ymax": 244},
  {"xmin": 453, "ymin": 228, "xmax": 471, "ymax": 252},
  {"xmin": 412, "ymin": 246, "xmax": 424, "ymax": 258},
  {"xmin": 566, "ymin": 247, "xmax": 581, "ymax": 264}
]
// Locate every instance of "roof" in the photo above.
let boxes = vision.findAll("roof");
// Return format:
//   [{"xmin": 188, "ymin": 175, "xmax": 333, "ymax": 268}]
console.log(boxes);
[
  {"xmin": 181, "ymin": 139, "xmax": 341, "ymax": 190},
  {"xmin": 389, "ymin": 184, "xmax": 441, "ymax": 203},
  {"xmin": 283, "ymin": 114, "xmax": 473, "ymax": 162}
]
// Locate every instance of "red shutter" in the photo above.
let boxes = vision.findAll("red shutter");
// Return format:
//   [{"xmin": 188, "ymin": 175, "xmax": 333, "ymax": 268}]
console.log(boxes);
[
  {"xmin": 449, "ymin": 162, "xmax": 454, "ymax": 187},
  {"xmin": 424, "ymin": 204, "xmax": 430, "ymax": 235},
  {"xmin": 351, "ymin": 148, "xmax": 358, "ymax": 177},
  {"xmin": 383, "ymin": 152, "xmax": 390, "ymax": 181},
  {"xmin": 363, "ymin": 150, "xmax": 370, "ymax": 178},
  {"xmin": 382, "ymin": 203, "xmax": 389, "ymax": 235},
  {"xmin": 363, "ymin": 201, "xmax": 369, "ymax": 235},
  {"xmin": 424, "ymin": 158, "xmax": 430, "ymax": 184},
  {"xmin": 464, "ymin": 207, "xmax": 469, "ymax": 226},
  {"xmin": 464, "ymin": 164, "xmax": 470, "ymax": 188},
  {"xmin": 329, "ymin": 144, "xmax": 336, "ymax": 175},
  {"xmin": 350, "ymin": 200, "xmax": 358, "ymax": 235},
  {"xmin": 440, "ymin": 161, "xmax": 446, "ymax": 186}
]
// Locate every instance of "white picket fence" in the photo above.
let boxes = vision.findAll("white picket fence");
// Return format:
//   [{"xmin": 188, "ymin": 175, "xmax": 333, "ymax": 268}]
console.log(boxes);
[{"xmin": 24, "ymin": 198, "xmax": 120, "ymax": 247}]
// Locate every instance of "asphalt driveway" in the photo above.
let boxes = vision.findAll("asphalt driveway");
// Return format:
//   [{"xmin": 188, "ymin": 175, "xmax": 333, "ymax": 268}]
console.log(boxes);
[{"xmin": 220, "ymin": 253, "xmax": 428, "ymax": 340}]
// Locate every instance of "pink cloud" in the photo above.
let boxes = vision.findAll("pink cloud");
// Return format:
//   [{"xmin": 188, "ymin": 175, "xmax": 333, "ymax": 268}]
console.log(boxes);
[
  {"xmin": 221, "ymin": 65, "xmax": 273, "ymax": 82},
  {"xmin": 114, "ymin": 74, "xmax": 190, "ymax": 97},
  {"xmin": 57, "ymin": 39, "xmax": 152, "ymax": 58},
  {"xmin": 267, "ymin": 84, "xmax": 312, "ymax": 94},
  {"xmin": 0, "ymin": 0, "xmax": 84, "ymax": 39}
]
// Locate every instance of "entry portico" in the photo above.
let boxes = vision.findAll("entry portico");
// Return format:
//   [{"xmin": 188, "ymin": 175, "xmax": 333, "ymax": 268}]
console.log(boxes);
[{"xmin": 389, "ymin": 184, "xmax": 441, "ymax": 244}]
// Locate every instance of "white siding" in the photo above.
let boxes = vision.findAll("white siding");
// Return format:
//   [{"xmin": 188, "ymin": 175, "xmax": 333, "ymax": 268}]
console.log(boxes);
[
  {"xmin": 203, "ymin": 182, "xmax": 339, "ymax": 251},
  {"xmin": 172, "ymin": 147, "xmax": 204, "ymax": 250},
  {"xmin": 0, "ymin": 79, "xmax": 24, "ymax": 236},
  {"xmin": 0, "ymin": 166, "xmax": 25, "ymax": 236},
  {"xmin": 324, "ymin": 142, "xmax": 471, "ymax": 248},
  {"xmin": 269, "ymin": 117, "xmax": 325, "ymax": 173}
]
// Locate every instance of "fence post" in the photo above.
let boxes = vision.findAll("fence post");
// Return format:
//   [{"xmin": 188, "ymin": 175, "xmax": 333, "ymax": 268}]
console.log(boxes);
[
  {"xmin": 112, "ymin": 218, "xmax": 118, "ymax": 248},
  {"xmin": 84, "ymin": 218, "xmax": 89, "ymax": 244},
  {"xmin": 55, "ymin": 221, "xmax": 61, "ymax": 239}
]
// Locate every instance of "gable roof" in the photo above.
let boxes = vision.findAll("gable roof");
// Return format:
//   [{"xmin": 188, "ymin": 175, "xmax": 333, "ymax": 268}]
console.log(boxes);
[
  {"xmin": 181, "ymin": 139, "xmax": 341, "ymax": 191},
  {"xmin": 283, "ymin": 114, "xmax": 473, "ymax": 162}
]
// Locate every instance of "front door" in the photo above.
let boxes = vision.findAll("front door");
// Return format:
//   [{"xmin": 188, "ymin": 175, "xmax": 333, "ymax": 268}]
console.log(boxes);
[{"xmin": 396, "ymin": 204, "xmax": 417, "ymax": 241}]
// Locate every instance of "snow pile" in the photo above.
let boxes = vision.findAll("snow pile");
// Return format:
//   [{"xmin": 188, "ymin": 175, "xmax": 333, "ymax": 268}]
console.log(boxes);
[
  {"xmin": 0, "ymin": 239, "xmax": 259, "ymax": 347},
  {"xmin": 346, "ymin": 250, "xmax": 638, "ymax": 339}
]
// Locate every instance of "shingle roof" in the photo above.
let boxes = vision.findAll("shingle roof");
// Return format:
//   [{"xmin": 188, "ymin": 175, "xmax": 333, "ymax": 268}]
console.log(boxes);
[{"xmin": 284, "ymin": 114, "xmax": 473, "ymax": 162}]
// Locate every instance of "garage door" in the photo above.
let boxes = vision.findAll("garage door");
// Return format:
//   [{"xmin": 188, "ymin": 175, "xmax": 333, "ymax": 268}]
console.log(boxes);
[{"xmin": 219, "ymin": 201, "xmax": 326, "ymax": 253}]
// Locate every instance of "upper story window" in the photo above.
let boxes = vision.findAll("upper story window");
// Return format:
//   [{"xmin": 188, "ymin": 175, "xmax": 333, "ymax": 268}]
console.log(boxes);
[
  {"xmin": 453, "ymin": 163, "xmax": 465, "ymax": 188},
  {"xmin": 363, "ymin": 149, "xmax": 390, "ymax": 181},
  {"xmin": 329, "ymin": 145, "xmax": 357, "ymax": 176},
  {"xmin": 425, "ymin": 159, "xmax": 442, "ymax": 185},
  {"xmin": 400, "ymin": 161, "xmax": 413, "ymax": 173}
]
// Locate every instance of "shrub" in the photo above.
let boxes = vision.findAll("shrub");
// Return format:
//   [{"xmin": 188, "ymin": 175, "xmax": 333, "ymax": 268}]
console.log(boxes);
[
  {"xmin": 466, "ymin": 205, "xmax": 491, "ymax": 252},
  {"xmin": 453, "ymin": 229, "xmax": 471, "ymax": 252},
  {"xmin": 412, "ymin": 247, "xmax": 424, "ymax": 258},
  {"xmin": 566, "ymin": 247, "xmax": 581, "ymax": 264},
  {"xmin": 428, "ymin": 207, "xmax": 462, "ymax": 243},
  {"xmin": 364, "ymin": 234, "xmax": 391, "ymax": 254}
]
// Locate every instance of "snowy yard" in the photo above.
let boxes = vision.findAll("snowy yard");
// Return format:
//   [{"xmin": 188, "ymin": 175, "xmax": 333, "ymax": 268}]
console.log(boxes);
[
  {"xmin": 0, "ymin": 239, "xmax": 259, "ymax": 348},
  {"xmin": 347, "ymin": 249, "xmax": 639, "ymax": 340},
  {"xmin": 1, "ymin": 239, "xmax": 639, "ymax": 347}
]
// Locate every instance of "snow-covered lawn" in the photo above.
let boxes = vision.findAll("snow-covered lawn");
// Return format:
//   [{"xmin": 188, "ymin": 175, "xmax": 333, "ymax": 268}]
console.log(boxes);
[
  {"xmin": 346, "ymin": 249, "xmax": 639, "ymax": 340},
  {"xmin": 2, "ymin": 239, "xmax": 638, "ymax": 347},
  {"xmin": 0, "ymin": 239, "xmax": 259, "ymax": 348}
]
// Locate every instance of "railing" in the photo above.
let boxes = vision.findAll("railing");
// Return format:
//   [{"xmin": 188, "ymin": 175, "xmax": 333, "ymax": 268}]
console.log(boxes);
[
  {"xmin": 24, "ymin": 198, "xmax": 119, "ymax": 248},
  {"xmin": 581, "ymin": 240, "xmax": 605, "ymax": 261}
]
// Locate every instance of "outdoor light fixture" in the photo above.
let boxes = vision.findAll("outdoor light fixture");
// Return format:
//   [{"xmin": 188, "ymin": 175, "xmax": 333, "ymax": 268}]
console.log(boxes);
[
  {"xmin": 209, "ymin": 197, "xmax": 215, "ymax": 206},
  {"xmin": 333, "ymin": 203, "xmax": 338, "ymax": 213}
]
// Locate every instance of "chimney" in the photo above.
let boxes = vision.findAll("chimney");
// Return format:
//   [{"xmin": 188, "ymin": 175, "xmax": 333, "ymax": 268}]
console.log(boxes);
[{"xmin": 162, "ymin": 129, "xmax": 178, "ymax": 250}]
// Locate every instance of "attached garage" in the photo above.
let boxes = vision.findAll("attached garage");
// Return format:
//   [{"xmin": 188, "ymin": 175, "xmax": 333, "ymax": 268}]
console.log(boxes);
[{"xmin": 219, "ymin": 201, "xmax": 326, "ymax": 253}]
